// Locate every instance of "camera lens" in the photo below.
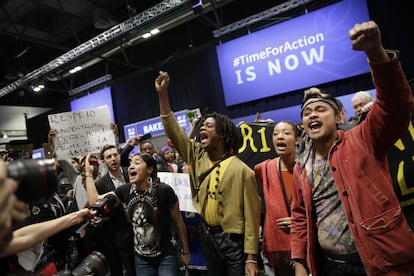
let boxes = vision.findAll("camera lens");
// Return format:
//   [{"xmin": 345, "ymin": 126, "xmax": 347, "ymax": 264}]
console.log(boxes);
[
  {"xmin": 72, "ymin": 251, "xmax": 109, "ymax": 276},
  {"xmin": 7, "ymin": 159, "xmax": 58, "ymax": 204}
]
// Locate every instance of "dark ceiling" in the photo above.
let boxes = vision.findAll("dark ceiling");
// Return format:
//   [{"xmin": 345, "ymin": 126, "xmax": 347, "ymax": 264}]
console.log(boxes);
[{"xmin": 0, "ymin": 0, "xmax": 341, "ymax": 108}]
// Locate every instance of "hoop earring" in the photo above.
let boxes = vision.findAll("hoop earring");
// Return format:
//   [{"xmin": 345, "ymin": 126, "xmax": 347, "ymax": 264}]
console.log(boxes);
[{"xmin": 147, "ymin": 176, "xmax": 153, "ymax": 193}]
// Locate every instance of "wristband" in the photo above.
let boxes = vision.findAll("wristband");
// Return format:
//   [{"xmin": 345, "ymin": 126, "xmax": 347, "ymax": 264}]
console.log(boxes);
[
  {"xmin": 245, "ymin": 260, "xmax": 258, "ymax": 264},
  {"xmin": 85, "ymin": 174, "xmax": 93, "ymax": 178}
]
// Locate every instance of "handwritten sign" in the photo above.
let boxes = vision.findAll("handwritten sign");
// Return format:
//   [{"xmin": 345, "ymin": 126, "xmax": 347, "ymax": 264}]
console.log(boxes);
[
  {"xmin": 158, "ymin": 172, "xmax": 197, "ymax": 213},
  {"xmin": 48, "ymin": 106, "xmax": 115, "ymax": 159}
]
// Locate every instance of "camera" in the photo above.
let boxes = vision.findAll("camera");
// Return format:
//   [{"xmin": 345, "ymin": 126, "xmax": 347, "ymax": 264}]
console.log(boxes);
[
  {"xmin": 72, "ymin": 193, "xmax": 118, "ymax": 240},
  {"xmin": 138, "ymin": 132, "xmax": 152, "ymax": 142},
  {"xmin": 7, "ymin": 158, "xmax": 58, "ymax": 204},
  {"xmin": 55, "ymin": 251, "xmax": 109, "ymax": 276},
  {"xmin": 89, "ymin": 193, "xmax": 117, "ymax": 219}
]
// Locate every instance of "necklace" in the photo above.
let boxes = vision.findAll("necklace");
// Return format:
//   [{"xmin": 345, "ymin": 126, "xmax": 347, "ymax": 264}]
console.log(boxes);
[
  {"xmin": 136, "ymin": 190, "xmax": 148, "ymax": 202},
  {"xmin": 278, "ymin": 158, "xmax": 292, "ymax": 216},
  {"xmin": 132, "ymin": 182, "xmax": 154, "ymax": 203}
]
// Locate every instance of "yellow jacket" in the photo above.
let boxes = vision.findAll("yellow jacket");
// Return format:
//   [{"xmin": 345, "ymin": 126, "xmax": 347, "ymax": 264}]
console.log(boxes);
[{"xmin": 161, "ymin": 112, "xmax": 261, "ymax": 255}]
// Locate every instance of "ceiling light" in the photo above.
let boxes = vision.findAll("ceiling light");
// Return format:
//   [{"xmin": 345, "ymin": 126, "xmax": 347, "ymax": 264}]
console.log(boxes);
[
  {"xmin": 143, "ymin": 28, "xmax": 160, "ymax": 39},
  {"xmin": 69, "ymin": 66, "xmax": 83, "ymax": 74},
  {"xmin": 150, "ymin": 28, "xmax": 160, "ymax": 35},
  {"xmin": 32, "ymin": 83, "xmax": 45, "ymax": 92}
]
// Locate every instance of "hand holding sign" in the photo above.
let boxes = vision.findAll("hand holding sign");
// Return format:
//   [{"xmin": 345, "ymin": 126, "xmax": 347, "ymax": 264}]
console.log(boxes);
[{"xmin": 48, "ymin": 106, "xmax": 115, "ymax": 160}]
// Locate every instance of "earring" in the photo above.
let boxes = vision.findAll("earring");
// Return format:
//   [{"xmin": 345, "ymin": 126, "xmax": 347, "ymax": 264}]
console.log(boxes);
[{"xmin": 147, "ymin": 176, "xmax": 154, "ymax": 193}]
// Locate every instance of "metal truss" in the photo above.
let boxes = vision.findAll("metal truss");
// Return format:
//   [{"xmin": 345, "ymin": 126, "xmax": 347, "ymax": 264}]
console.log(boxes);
[
  {"xmin": 212, "ymin": 0, "xmax": 313, "ymax": 38},
  {"xmin": 0, "ymin": 0, "xmax": 190, "ymax": 98},
  {"xmin": 68, "ymin": 74, "xmax": 112, "ymax": 96}
]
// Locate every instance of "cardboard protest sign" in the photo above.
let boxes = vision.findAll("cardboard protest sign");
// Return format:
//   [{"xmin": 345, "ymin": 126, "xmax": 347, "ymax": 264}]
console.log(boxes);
[
  {"xmin": 48, "ymin": 106, "xmax": 115, "ymax": 160},
  {"xmin": 158, "ymin": 172, "xmax": 197, "ymax": 213}
]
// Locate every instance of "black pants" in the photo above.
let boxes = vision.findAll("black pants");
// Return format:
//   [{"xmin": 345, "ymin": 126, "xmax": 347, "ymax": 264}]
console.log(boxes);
[
  {"xmin": 318, "ymin": 256, "xmax": 367, "ymax": 276},
  {"xmin": 200, "ymin": 223, "xmax": 245, "ymax": 276},
  {"xmin": 93, "ymin": 225, "xmax": 136, "ymax": 276}
]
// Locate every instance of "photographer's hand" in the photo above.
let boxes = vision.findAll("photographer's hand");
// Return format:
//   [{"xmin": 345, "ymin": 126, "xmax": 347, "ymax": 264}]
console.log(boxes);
[
  {"xmin": 0, "ymin": 160, "xmax": 27, "ymax": 255},
  {"xmin": 0, "ymin": 208, "xmax": 93, "ymax": 258}
]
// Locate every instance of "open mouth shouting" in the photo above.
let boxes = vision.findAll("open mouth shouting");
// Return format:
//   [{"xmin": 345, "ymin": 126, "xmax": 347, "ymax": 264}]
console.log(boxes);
[
  {"xmin": 308, "ymin": 121, "xmax": 322, "ymax": 134},
  {"xmin": 199, "ymin": 131, "xmax": 209, "ymax": 147},
  {"xmin": 276, "ymin": 141, "xmax": 287, "ymax": 153}
]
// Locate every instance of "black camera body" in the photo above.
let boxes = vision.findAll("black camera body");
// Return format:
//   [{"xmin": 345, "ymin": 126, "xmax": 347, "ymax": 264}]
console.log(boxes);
[
  {"xmin": 138, "ymin": 132, "xmax": 152, "ymax": 142},
  {"xmin": 89, "ymin": 193, "xmax": 117, "ymax": 218},
  {"xmin": 72, "ymin": 193, "xmax": 118, "ymax": 234},
  {"xmin": 73, "ymin": 193, "xmax": 118, "ymax": 238},
  {"xmin": 55, "ymin": 251, "xmax": 109, "ymax": 276},
  {"xmin": 7, "ymin": 158, "xmax": 57, "ymax": 204}
]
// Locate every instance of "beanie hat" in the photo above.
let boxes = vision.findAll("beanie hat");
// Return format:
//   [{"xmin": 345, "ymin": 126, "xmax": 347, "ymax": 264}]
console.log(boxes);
[{"xmin": 159, "ymin": 146, "xmax": 173, "ymax": 157}]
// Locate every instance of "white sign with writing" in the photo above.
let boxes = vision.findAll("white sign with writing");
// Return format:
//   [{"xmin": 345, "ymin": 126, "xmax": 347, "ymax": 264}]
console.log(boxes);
[
  {"xmin": 48, "ymin": 106, "xmax": 115, "ymax": 159},
  {"xmin": 158, "ymin": 172, "xmax": 197, "ymax": 213}
]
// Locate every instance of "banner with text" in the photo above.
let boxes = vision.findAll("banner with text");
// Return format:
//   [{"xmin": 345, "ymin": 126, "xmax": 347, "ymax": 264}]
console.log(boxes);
[
  {"xmin": 216, "ymin": 0, "xmax": 370, "ymax": 106},
  {"xmin": 158, "ymin": 172, "xmax": 197, "ymax": 213},
  {"xmin": 388, "ymin": 113, "xmax": 414, "ymax": 208},
  {"xmin": 123, "ymin": 109, "xmax": 199, "ymax": 140},
  {"xmin": 237, "ymin": 122, "xmax": 276, "ymax": 169},
  {"xmin": 48, "ymin": 106, "xmax": 115, "ymax": 160}
]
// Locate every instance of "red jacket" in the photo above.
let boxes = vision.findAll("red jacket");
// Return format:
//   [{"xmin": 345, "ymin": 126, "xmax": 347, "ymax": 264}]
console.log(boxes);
[{"xmin": 291, "ymin": 52, "xmax": 414, "ymax": 276}]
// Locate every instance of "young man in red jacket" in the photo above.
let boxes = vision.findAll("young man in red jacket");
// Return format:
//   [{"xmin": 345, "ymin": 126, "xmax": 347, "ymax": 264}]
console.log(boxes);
[{"xmin": 290, "ymin": 21, "xmax": 414, "ymax": 276}]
